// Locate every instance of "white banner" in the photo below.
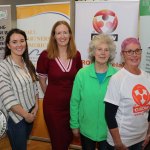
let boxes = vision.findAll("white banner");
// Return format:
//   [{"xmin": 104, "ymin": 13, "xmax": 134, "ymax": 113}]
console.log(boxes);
[
  {"xmin": 17, "ymin": 2, "xmax": 70, "ymax": 98},
  {"xmin": 16, "ymin": 2, "xmax": 71, "ymax": 141},
  {"xmin": 17, "ymin": 2, "xmax": 70, "ymax": 67},
  {"xmin": 75, "ymin": 1, "xmax": 139, "ymax": 67},
  {"xmin": 0, "ymin": 5, "xmax": 11, "ymax": 61}
]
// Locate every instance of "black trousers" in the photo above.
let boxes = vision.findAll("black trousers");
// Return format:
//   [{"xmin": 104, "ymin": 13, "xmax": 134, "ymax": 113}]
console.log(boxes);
[{"xmin": 80, "ymin": 134, "xmax": 106, "ymax": 150}]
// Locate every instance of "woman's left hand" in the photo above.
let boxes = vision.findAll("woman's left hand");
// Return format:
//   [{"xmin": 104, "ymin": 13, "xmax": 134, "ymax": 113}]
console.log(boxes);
[
  {"xmin": 31, "ymin": 98, "xmax": 39, "ymax": 118},
  {"xmin": 30, "ymin": 106, "xmax": 38, "ymax": 118},
  {"xmin": 142, "ymin": 134, "xmax": 150, "ymax": 150}
]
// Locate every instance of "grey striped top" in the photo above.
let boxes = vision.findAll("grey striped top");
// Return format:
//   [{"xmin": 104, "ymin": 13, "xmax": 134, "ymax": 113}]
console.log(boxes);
[{"xmin": 0, "ymin": 56, "xmax": 38, "ymax": 123}]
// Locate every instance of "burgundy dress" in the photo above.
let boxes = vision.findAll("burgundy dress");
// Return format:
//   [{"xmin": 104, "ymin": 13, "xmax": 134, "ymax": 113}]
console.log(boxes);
[{"xmin": 36, "ymin": 50, "xmax": 82, "ymax": 150}]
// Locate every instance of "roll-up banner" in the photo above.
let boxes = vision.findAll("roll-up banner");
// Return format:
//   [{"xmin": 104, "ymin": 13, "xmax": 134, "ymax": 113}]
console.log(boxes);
[
  {"xmin": 16, "ymin": 2, "xmax": 70, "ymax": 141},
  {"xmin": 139, "ymin": 0, "xmax": 150, "ymax": 73},
  {"xmin": 17, "ymin": 2, "xmax": 70, "ymax": 67},
  {"xmin": 0, "ymin": 5, "xmax": 11, "ymax": 62},
  {"xmin": 17, "ymin": 2, "xmax": 70, "ymax": 99},
  {"xmin": 75, "ymin": 0, "xmax": 139, "ymax": 67}
]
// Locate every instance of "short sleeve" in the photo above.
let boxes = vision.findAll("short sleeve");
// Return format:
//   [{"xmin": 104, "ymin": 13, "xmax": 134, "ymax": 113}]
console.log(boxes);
[
  {"xmin": 36, "ymin": 50, "xmax": 49, "ymax": 77},
  {"xmin": 104, "ymin": 76, "xmax": 121, "ymax": 106}
]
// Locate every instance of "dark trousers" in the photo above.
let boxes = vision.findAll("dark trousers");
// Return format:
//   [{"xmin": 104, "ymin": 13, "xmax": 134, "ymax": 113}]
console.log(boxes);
[
  {"xmin": 80, "ymin": 134, "xmax": 106, "ymax": 150},
  {"xmin": 7, "ymin": 117, "xmax": 33, "ymax": 150},
  {"xmin": 106, "ymin": 141, "xmax": 143, "ymax": 150},
  {"xmin": 145, "ymin": 142, "xmax": 150, "ymax": 150}
]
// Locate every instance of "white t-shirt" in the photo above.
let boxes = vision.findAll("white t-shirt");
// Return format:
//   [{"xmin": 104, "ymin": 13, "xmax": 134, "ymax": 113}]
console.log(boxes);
[{"xmin": 105, "ymin": 68, "xmax": 150, "ymax": 147}]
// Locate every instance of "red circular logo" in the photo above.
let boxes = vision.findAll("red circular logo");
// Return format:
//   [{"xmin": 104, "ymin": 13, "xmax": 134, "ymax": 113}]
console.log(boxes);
[
  {"xmin": 93, "ymin": 9, "xmax": 118, "ymax": 33},
  {"xmin": 132, "ymin": 84, "xmax": 150, "ymax": 106}
]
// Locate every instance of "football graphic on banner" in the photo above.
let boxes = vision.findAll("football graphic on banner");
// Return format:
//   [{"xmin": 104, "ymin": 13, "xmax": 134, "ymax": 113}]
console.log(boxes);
[{"xmin": 93, "ymin": 9, "xmax": 118, "ymax": 33}]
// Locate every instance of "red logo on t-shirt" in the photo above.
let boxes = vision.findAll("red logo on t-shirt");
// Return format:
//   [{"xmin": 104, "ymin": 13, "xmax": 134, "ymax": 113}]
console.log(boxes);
[{"xmin": 132, "ymin": 84, "xmax": 150, "ymax": 113}]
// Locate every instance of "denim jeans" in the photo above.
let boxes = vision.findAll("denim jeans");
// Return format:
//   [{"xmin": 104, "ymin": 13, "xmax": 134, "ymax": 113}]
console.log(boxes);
[
  {"xmin": 106, "ymin": 141, "xmax": 143, "ymax": 150},
  {"xmin": 7, "ymin": 117, "xmax": 33, "ymax": 150},
  {"xmin": 80, "ymin": 133, "xmax": 107, "ymax": 150}
]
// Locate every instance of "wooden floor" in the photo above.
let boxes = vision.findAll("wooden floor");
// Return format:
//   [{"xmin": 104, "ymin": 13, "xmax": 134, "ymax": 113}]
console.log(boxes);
[
  {"xmin": 1, "ymin": 135, "xmax": 150, "ymax": 150},
  {"xmin": 0, "ymin": 135, "xmax": 81, "ymax": 150},
  {"xmin": 0, "ymin": 135, "xmax": 51, "ymax": 150}
]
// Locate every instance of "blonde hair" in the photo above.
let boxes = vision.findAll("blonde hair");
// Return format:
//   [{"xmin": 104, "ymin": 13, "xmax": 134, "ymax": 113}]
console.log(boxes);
[{"xmin": 88, "ymin": 34, "xmax": 116, "ymax": 63}]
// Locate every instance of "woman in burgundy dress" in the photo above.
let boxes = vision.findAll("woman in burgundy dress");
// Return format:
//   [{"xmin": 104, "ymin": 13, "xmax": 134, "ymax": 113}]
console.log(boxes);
[{"xmin": 36, "ymin": 20, "xmax": 82, "ymax": 150}]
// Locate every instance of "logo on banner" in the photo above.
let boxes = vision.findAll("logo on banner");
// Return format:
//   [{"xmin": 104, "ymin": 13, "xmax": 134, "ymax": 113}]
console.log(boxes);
[
  {"xmin": 132, "ymin": 84, "xmax": 150, "ymax": 114},
  {"xmin": 0, "ymin": 10, "xmax": 8, "ymax": 20},
  {"xmin": 0, "ymin": 110, "xmax": 7, "ymax": 138},
  {"xmin": 93, "ymin": 9, "xmax": 118, "ymax": 34}
]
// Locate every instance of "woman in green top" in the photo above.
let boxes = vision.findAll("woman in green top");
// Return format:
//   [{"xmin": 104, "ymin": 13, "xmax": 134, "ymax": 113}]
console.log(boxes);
[{"xmin": 70, "ymin": 33, "xmax": 117, "ymax": 150}]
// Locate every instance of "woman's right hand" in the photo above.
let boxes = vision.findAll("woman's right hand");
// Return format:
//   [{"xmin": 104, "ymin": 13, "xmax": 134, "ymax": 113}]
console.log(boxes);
[{"xmin": 72, "ymin": 128, "xmax": 80, "ymax": 137}]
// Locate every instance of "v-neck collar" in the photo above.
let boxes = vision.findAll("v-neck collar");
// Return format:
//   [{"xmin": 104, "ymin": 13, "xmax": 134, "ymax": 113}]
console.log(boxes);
[
  {"xmin": 8, "ymin": 56, "xmax": 25, "ymax": 68},
  {"xmin": 55, "ymin": 57, "xmax": 72, "ymax": 72}
]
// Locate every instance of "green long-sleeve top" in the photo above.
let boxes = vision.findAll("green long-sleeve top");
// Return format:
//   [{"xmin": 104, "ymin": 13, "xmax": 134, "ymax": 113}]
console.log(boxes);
[{"xmin": 70, "ymin": 63, "xmax": 117, "ymax": 141}]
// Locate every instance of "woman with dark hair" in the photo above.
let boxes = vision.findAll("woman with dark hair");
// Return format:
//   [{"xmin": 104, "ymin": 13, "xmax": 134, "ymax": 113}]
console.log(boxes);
[
  {"xmin": 0, "ymin": 28, "xmax": 39, "ymax": 150},
  {"xmin": 36, "ymin": 20, "xmax": 82, "ymax": 150}
]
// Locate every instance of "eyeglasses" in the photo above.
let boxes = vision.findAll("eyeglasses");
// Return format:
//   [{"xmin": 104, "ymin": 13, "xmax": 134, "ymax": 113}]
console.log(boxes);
[{"xmin": 123, "ymin": 49, "xmax": 142, "ymax": 56}]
